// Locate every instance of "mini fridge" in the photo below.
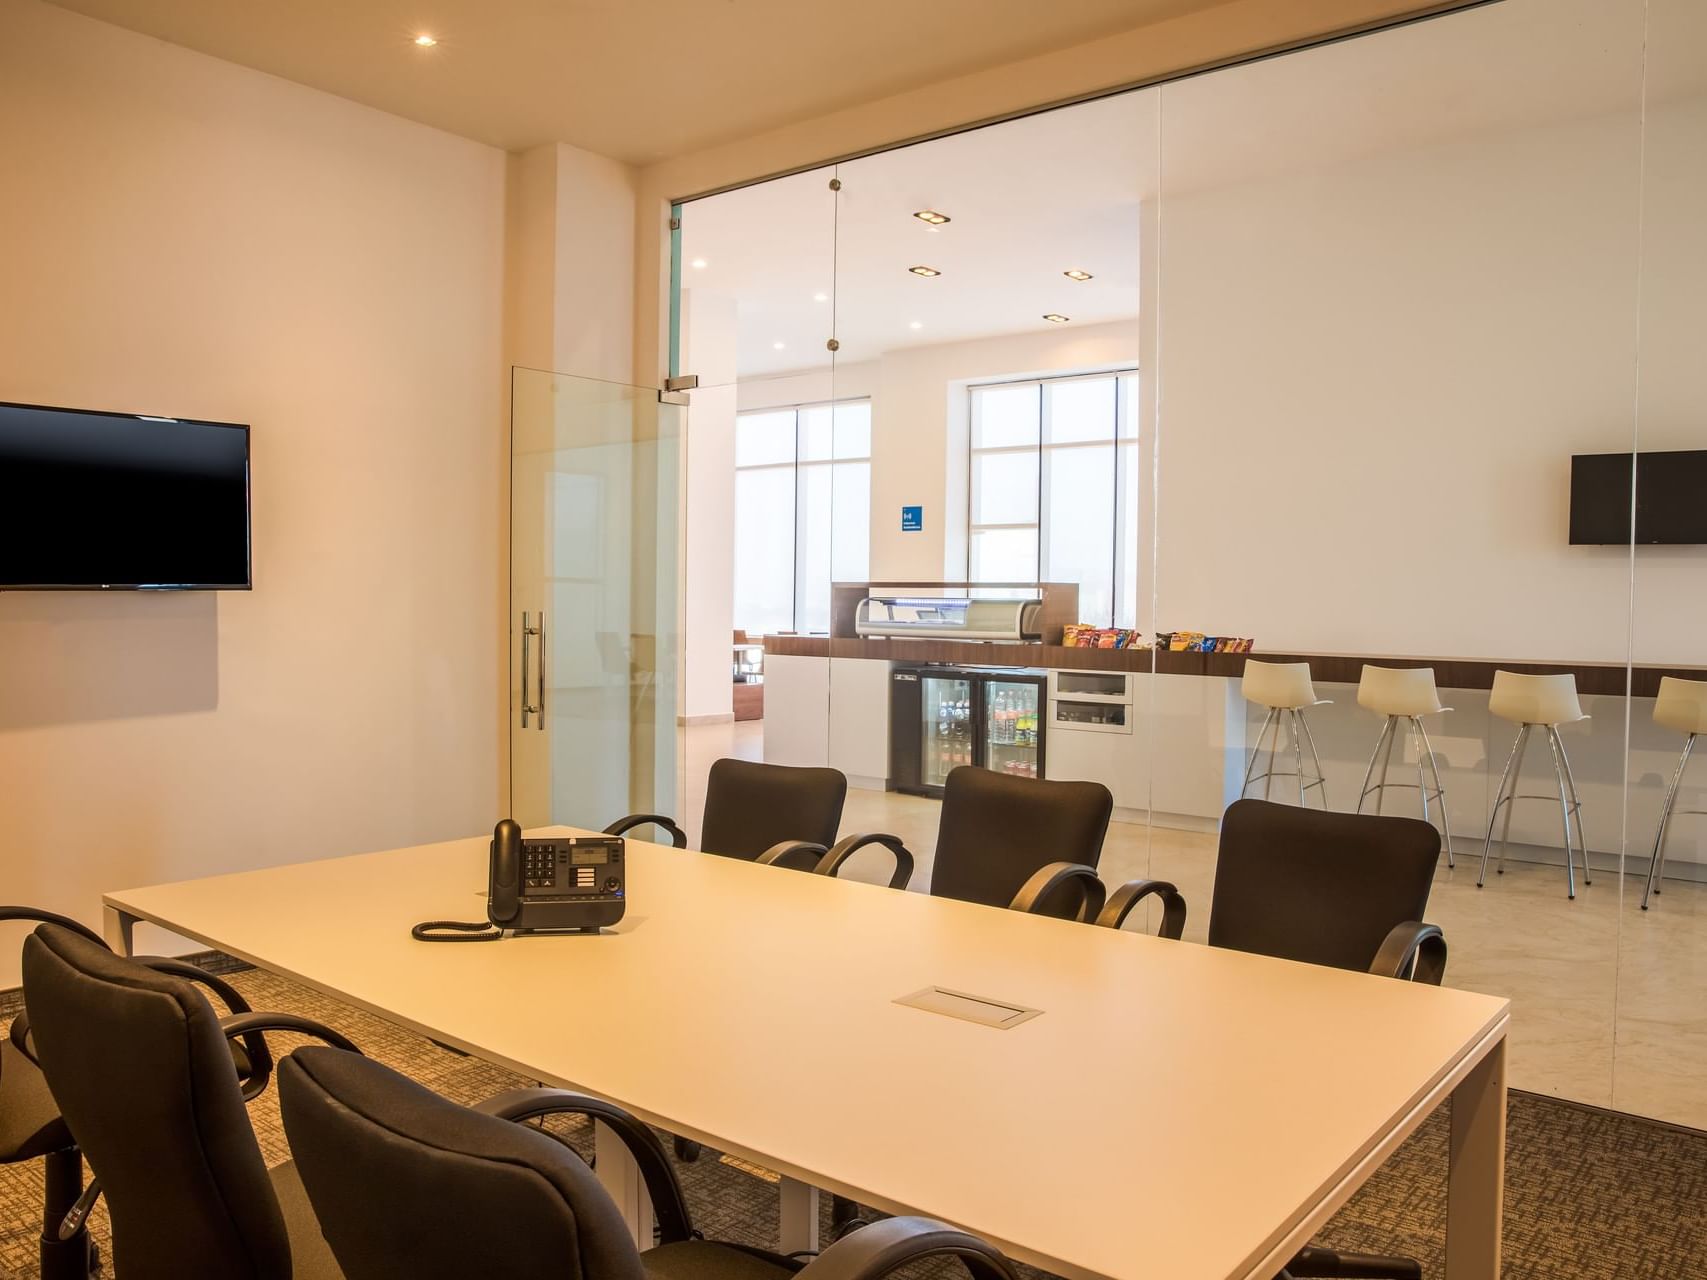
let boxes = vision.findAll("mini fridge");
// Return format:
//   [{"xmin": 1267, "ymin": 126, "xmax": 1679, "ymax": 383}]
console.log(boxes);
[{"xmin": 890, "ymin": 665, "xmax": 1047, "ymax": 797}]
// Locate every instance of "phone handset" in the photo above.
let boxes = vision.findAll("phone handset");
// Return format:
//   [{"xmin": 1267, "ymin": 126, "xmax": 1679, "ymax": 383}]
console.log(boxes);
[{"xmin": 487, "ymin": 818, "xmax": 524, "ymax": 926}]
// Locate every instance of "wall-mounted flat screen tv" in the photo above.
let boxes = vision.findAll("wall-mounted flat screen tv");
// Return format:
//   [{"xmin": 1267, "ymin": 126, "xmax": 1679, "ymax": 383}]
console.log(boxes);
[
  {"xmin": 0, "ymin": 401, "xmax": 251, "ymax": 589},
  {"xmin": 1570, "ymin": 449, "xmax": 1707, "ymax": 546}
]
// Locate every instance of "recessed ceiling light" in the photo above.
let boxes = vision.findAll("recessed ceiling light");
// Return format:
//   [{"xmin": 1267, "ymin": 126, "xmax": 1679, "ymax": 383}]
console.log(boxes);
[
  {"xmin": 813, "ymin": 291, "xmax": 829, "ymax": 302},
  {"xmin": 913, "ymin": 210, "xmax": 951, "ymax": 226},
  {"xmin": 1063, "ymin": 269, "xmax": 1093, "ymax": 282},
  {"xmin": 690, "ymin": 258, "xmax": 707, "ymax": 270},
  {"xmin": 908, "ymin": 321, "xmax": 923, "ymax": 331},
  {"xmin": 413, "ymin": 33, "xmax": 438, "ymax": 46},
  {"xmin": 908, "ymin": 265, "xmax": 941, "ymax": 277},
  {"xmin": 772, "ymin": 341, "xmax": 786, "ymax": 350},
  {"xmin": 1042, "ymin": 313, "xmax": 1071, "ymax": 324}
]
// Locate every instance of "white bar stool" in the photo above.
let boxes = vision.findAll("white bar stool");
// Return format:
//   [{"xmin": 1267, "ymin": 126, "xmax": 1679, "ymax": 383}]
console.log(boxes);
[
  {"xmin": 1641, "ymin": 675, "xmax": 1707, "ymax": 910},
  {"xmin": 1354, "ymin": 665, "xmax": 1455, "ymax": 867},
  {"xmin": 1477, "ymin": 670, "xmax": 1591, "ymax": 898},
  {"xmin": 1240, "ymin": 660, "xmax": 1331, "ymax": 808}
]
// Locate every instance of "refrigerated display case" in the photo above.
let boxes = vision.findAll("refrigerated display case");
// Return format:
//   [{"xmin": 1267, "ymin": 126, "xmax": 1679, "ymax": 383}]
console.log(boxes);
[{"xmin": 890, "ymin": 665, "xmax": 1046, "ymax": 797}]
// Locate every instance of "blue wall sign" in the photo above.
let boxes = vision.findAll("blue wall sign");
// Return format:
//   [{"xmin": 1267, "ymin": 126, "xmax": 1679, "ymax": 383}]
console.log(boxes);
[{"xmin": 901, "ymin": 505, "xmax": 923, "ymax": 532}]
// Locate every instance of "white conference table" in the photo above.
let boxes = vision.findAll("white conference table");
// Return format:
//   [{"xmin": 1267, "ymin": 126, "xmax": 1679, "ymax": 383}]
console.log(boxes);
[{"xmin": 103, "ymin": 829, "xmax": 1509, "ymax": 1280}]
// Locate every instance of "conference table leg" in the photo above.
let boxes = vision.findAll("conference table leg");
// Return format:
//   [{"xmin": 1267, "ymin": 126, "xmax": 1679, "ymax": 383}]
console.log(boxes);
[
  {"xmin": 103, "ymin": 904, "xmax": 137, "ymax": 956},
  {"xmin": 1445, "ymin": 1034, "xmax": 1506, "ymax": 1278},
  {"xmin": 779, "ymin": 1177, "xmax": 820, "ymax": 1254},
  {"xmin": 595, "ymin": 1119, "xmax": 655, "ymax": 1250}
]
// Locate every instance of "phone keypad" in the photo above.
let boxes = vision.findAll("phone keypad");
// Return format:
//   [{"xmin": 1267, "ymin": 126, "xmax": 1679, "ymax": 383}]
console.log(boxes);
[{"xmin": 524, "ymin": 844, "xmax": 559, "ymax": 891}]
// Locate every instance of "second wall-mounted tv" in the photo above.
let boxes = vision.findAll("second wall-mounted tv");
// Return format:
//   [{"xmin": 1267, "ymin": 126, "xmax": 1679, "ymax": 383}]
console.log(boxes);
[
  {"xmin": 0, "ymin": 400, "xmax": 251, "ymax": 590},
  {"xmin": 1570, "ymin": 449, "xmax": 1707, "ymax": 546}
]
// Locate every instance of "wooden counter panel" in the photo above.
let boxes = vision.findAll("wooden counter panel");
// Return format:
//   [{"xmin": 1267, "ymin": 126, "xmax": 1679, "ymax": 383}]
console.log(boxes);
[{"xmin": 763, "ymin": 635, "xmax": 1704, "ymax": 696}]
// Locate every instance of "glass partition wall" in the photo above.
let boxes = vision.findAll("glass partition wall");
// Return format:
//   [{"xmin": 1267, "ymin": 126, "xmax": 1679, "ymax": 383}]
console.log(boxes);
[
  {"xmin": 1619, "ymin": 0, "xmax": 1707, "ymax": 1129},
  {"xmin": 509, "ymin": 367, "xmax": 681, "ymax": 830},
  {"xmin": 669, "ymin": 0, "xmax": 1704, "ymax": 1128}
]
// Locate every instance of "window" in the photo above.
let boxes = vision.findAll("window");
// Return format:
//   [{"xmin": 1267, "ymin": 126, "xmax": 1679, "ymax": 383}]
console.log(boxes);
[
  {"xmin": 734, "ymin": 399, "xmax": 871, "ymax": 635},
  {"xmin": 969, "ymin": 372, "xmax": 1138, "ymax": 627}
]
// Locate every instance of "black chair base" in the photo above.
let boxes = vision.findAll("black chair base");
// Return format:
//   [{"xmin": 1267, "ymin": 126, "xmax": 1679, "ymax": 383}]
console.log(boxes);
[
  {"xmin": 41, "ymin": 1147, "xmax": 92, "ymax": 1280},
  {"xmin": 673, "ymin": 1134, "xmax": 703, "ymax": 1163}
]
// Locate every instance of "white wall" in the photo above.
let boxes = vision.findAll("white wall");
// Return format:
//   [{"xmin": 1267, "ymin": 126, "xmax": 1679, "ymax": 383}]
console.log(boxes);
[
  {"xmin": 0, "ymin": 0, "xmax": 506, "ymax": 981},
  {"xmin": 681, "ymin": 289, "xmax": 738, "ymax": 721},
  {"xmin": 1150, "ymin": 104, "xmax": 1683, "ymax": 663}
]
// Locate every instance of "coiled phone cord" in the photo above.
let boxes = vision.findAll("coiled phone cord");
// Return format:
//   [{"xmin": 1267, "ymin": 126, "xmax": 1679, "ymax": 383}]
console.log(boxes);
[{"xmin": 410, "ymin": 920, "xmax": 504, "ymax": 942}]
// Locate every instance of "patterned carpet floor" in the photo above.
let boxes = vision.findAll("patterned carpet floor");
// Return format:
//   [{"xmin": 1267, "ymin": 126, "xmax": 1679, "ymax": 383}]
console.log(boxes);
[{"xmin": 2, "ymin": 963, "xmax": 1704, "ymax": 1278}]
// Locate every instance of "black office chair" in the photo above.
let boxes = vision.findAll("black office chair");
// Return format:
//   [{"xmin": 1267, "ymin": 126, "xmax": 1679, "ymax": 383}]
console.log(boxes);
[
  {"xmin": 278, "ymin": 1043, "xmax": 1020, "ymax": 1280},
  {"xmin": 20, "ymin": 923, "xmax": 361, "ymax": 1280},
  {"xmin": 1099, "ymin": 800, "xmax": 1445, "ymax": 1280},
  {"xmin": 817, "ymin": 765, "xmax": 1110, "ymax": 918},
  {"xmin": 1, "ymin": 907, "xmax": 278, "ymax": 1280},
  {"xmin": 1098, "ymin": 798, "xmax": 1446, "ymax": 982},
  {"xmin": 607, "ymin": 757, "xmax": 848, "ymax": 870}
]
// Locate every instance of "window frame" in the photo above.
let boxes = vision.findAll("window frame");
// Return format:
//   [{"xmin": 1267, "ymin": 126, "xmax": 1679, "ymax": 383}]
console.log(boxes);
[
  {"xmin": 733, "ymin": 397, "xmax": 872, "ymax": 635},
  {"xmin": 967, "ymin": 370, "xmax": 1139, "ymax": 627}
]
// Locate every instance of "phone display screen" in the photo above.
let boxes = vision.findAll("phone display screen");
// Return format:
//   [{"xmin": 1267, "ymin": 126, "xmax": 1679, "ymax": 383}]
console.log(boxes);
[{"xmin": 571, "ymin": 848, "xmax": 608, "ymax": 866}]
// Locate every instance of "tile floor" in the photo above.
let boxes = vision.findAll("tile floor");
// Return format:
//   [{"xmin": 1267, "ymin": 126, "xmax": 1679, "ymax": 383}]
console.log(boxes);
[{"xmin": 681, "ymin": 719, "xmax": 1707, "ymax": 1132}]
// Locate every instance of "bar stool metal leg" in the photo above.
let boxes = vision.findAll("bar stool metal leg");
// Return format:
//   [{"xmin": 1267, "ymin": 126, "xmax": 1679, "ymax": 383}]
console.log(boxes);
[
  {"xmin": 1298, "ymin": 711, "xmax": 1329, "ymax": 810},
  {"xmin": 1243, "ymin": 707, "xmax": 1277, "ymax": 799},
  {"xmin": 1552, "ymin": 728, "xmax": 1590, "ymax": 888},
  {"xmin": 1293, "ymin": 710, "xmax": 1307, "ymax": 807},
  {"xmin": 1479, "ymin": 725, "xmax": 1529, "ymax": 887},
  {"xmin": 1417, "ymin": 718, "xmax": 1455, "ymax": 868},
  {"xmin": 1544, "ymin": 725, "xmax": 1579, "ymax": 900},
  {"xmin": 1357, "ymin": 717, "xmax": 1396, "ymax": 814},
  {"xmin": 1643, "ymin": 734, "xmax": 1697, "ymax": 909}
]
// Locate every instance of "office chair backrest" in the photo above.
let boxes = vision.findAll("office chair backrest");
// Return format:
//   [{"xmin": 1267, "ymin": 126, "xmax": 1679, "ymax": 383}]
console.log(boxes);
[
  {"xmin": 20, "ymin": 925, "xmax": 289, "ymax": 1280},
  {"xmin": 699, "ymin": 757, "xmax": 847, "ymax": 858},
  {"xmin": 1209, "ymin": 800, "xmax": 1438, "ymax": 971},
  {"xmin": 279, "ymin": 1046, "xmax": 646, "ymax": 1280},
  {"xmin": 931, "ymin": 766, "xmax": 1113, "ymax": 912}
]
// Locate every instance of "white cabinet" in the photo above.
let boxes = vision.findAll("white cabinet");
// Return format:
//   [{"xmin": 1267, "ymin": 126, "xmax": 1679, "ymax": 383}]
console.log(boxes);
[
  {"xmin": 829, "ymin": 658, "xmax": 891, "ymax": 789},
  {"xmin": 762, "ymin": 654, "xmax": 830, "ymax": 768},
  {"xmin": 1045, "ymin": 668, "xmax": 1245, "ymax": 826},
  {"xmin": 1045, "ymin": 670, "xmax": 1146, "ymax": 811}
]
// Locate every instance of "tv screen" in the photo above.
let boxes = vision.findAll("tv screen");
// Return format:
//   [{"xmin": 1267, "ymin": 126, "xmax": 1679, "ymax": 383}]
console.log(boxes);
[
  {"xmin": 0, "ymin": 401, "xmax": 251, "ymax": 589},
  {"xmin": 1570, "ymin": 449, "xmax": 1707, "ymax": 546}
]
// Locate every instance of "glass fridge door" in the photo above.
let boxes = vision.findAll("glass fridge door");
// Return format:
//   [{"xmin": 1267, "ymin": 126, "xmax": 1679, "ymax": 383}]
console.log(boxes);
[
  {"xmin": 922, "ymin": 676, "xmax": 973, "ymax": 789},
  {"xmin": 984, "ymin": 679, "xmax": 1041, "ymax": 780}
]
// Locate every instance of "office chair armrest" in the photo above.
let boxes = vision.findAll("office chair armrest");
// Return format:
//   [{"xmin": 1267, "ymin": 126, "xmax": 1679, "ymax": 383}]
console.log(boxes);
[
  {"xmin": 604, "ymin": 814, "xmax": 688, "ymax": 847},
  {"xmin": 1370, "ymin": 922, "xmax": 1447, "ymax": 985},
  {"xmin": 217, "ymin": 1011, "xmax": 362, "ymax": 1104},
  {"xmin": 9, "ymin": 954, "xmax": 273, "ymax": 1091},
  {"xmin": 1008, "ymin": 863, "xmax": 1106, "ymax": 922},
  {"xmin": 0, "ymin": 906, "xmax": 107, "ymax": 948},
  {"xmin": 800, "ymin": 1216, "xmax": 1019, "ymax": 1280},
  {"xmin": 1094, "ymin": 879, "xmax": 1187, "ymax": 939},
  {"xmin": 136, "ymin": 957, "xmax": 274, "ymax": 1098},
  {"xmin": 1283, "ymin": 1244, "xmax": 1422, "ymax": 1278},
  {"xmin": 815, "ymin": 833, "xmax": 915, "ymax": 889},
  {"xmin": 754, "ymin": 841, "xmax": 830, "ymax": 871},
  {"xmin": 474, "ymin": 1088, "xmax": 694, "ymax": 1245}
]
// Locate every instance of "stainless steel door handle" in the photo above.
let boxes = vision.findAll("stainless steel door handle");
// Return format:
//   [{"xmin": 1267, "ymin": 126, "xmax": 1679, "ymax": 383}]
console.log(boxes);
[
  {"xmin": 534, "ymin": 612, "xmax": 545, "ymax": 731},
  {"xmin": 521, "ymin": 612, "xmax": 542, "ymax": 727}
]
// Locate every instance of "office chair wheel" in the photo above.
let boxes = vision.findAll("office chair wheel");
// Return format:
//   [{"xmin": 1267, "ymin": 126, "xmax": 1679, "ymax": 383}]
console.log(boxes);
[{"xmin": 673, "ymin": 1135, "xmax": 703, "ymax": 1162}]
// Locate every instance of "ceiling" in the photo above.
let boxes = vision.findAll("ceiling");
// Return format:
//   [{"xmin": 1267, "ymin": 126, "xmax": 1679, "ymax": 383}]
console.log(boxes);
[
  {"xmin": 679, "ymin": 95, "xmax": 1147, "ymax": 379},
  {"xmin": 47, "ymin": 0, "xmax": 1220, "ymax": 165},
  {"xmin": 679, "ymin": 0, "xmax": 1706, "ymax": 381}
]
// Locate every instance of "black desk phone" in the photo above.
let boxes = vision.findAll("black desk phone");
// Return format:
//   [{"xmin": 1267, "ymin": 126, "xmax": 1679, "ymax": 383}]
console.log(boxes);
[{"xmin": 412, "ymin": 819, "xmax": 626, "ymax": 942}]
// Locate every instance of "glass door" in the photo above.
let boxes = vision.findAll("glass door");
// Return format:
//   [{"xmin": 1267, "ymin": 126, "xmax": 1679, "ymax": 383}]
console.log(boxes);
[
  {"xmin": 510, "ymin": 367, "xmax": 682, "ymax": 829},
  {"xmin": 984, "ymin": 677, "xmax": 1041, "ymax": 780},
  {"xmin": 922, "ymin": 674, "xmax": 973, "ymax": 789}
]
